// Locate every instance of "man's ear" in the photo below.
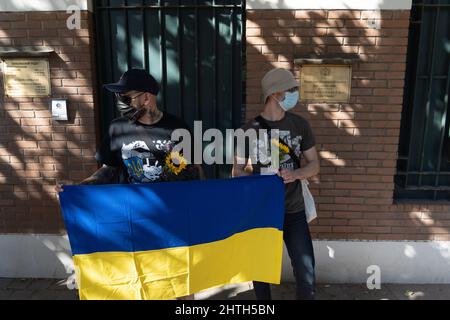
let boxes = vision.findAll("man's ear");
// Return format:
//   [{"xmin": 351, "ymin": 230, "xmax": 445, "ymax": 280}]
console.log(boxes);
[{"xmin": 143, "ymin": 92, "xmax": 153, "ymax": 106}]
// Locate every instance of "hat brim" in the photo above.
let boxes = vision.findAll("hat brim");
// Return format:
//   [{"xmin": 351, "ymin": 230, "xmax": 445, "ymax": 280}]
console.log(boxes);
[
  {"xmin": 103, "ymin": 83, "xmax": 131, "ymax": 93},
  {"xmin": 264, "ymin": 79, "xmax": 299, "ymax": 102}
]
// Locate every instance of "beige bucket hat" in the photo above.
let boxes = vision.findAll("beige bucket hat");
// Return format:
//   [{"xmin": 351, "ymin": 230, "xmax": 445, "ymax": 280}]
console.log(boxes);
[{"xmin": 261, "ymin": 68, "xmax": 299, "ymax": 103}]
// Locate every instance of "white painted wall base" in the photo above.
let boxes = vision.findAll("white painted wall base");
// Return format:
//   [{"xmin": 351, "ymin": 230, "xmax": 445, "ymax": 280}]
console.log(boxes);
[
  {"xmin": 286, "ymin": 240, "xmax": 450, "ymax": 284},
  {"xmin": 1, "ymin": 235, "xmax": 450, "ymax": 284},
  {"xmin": 0, "ymin": 235, "xmax": 73, "ymax": 279},
  {"xmin": 247, "ymin": 0, "xmax": 412, "ymax": 10},
  {"xmin": 0, "ymin": 0, "xmax": 92, "ymax": 11}
]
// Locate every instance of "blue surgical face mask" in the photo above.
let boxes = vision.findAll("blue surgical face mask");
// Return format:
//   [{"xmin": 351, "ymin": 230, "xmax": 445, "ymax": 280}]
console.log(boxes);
[{"xmin": 277, "ymin": 91, "xmax": 299, "ymax": 111}]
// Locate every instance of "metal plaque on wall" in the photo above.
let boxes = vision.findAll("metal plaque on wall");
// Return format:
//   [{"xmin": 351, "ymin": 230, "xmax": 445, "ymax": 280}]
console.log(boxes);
[
  {"xmin": 300, "ymin": 65, "xmax": 352, "ymax": 103},
  {"xmin": 2, "ymin": 58, "xmax": 51, "ymax": 97}
]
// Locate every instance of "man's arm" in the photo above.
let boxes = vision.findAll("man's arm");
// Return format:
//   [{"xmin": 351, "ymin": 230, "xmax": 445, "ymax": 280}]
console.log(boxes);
[
  {"xmin": 232, "ymin": 156, "xmax": 253, "ymax": 178},
  {"xmin": 193, "ymin": 164, "xmax": 206, "ymax": 180},
  {"xmin": 81, "ymin": 165, "xmax": 120, "ymax": 185},
  {"xmin": 55, "ymin": 165, "xmax": 120, "ymax": 192},
  {"xmin": 279, "ymin": 146, "xmax": 320, "ymax": 184}
]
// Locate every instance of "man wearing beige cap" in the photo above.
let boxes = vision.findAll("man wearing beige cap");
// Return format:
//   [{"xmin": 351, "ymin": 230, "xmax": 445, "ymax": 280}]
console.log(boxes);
[{"xmin": 232, "ymin": 68, "xmax": 320, "ymax": 300}]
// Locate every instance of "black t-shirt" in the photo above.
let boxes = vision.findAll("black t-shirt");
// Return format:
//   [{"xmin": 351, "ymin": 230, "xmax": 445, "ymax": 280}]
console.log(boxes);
[
  {"xmin": 96, "ymin": 113, "xmax": 190, "ymax": 184},
  {"xmin": 239, "ymin": 112, "xmax": 316, "ymax": 214}
]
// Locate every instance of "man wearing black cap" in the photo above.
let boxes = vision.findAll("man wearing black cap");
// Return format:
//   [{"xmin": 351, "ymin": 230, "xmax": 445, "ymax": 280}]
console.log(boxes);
[
  {"xmin": 56, "ymin": 68, "xmax": 200, "ymax": 187},
  {"xmin": 56, "ymin": 68, "xmax": 199, "ymax": 300},
  {"xmin": 96, "ymin": 68, "xmax": 198, "ymax": 184}
]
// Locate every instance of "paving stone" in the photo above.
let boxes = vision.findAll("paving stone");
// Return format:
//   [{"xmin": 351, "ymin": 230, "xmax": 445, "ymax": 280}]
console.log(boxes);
[
  {"xmin": 272, "ymin": 283, "xmax": 296, "ymax": 300},
  {"xmin": 27, "ymin": 279, "xmax": 55, "ymax": 291},
  {"xmin": 0, "ymin": 279, "xmax": 13, "ymax": 290},
  {"xmin": 30, "ymin": 290, "xmax": 78, "ymax": 300},
  {"xmin": 7, "ymin": 279, "xmax": 33, "ymax": 290},
  {"xmin": 1, "ymin": 279, "xmax": 450, "ymax": 301},
  {"xmin": 0, "ymin": 290, "xmax": 12, "ymax": 300},
  {"xmin": 8, "ymin": 290, "xmax": 34, "ymax": 300},
  {"xmin": 321, "ymin": 284, "xmax": 397, "ymax": 300},
  {"xmin": 198, "ymin": 283, "xmax": 254, "ymax": 300},
  {"xmin": 48, "ymin": 279, "xmax": 72, "ymax": 291},
  {"xmin": 385, "ymin": 284, "xmax": 450, "ymax": 300},
  {"xmin": 53, "ymin": 291, "xmax": 79, "ymax": 300}
]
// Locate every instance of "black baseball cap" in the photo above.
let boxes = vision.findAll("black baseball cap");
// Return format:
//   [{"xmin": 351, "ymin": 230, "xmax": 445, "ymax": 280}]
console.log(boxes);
[{"xmin": 104, "ymin": 69, "xmax": 160, "ymax": 95}]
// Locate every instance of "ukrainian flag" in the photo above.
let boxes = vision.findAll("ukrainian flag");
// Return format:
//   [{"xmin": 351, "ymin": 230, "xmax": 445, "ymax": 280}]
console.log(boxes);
[{"xmin": 59, "ymin": 175, "xmax": 285, "ymax": 300}]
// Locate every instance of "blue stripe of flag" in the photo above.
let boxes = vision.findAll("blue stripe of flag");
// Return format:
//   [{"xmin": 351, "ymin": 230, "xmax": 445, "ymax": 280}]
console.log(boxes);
[{"xmin": 59, "ymin": 175, "xmax": 285, "ymax": 255}]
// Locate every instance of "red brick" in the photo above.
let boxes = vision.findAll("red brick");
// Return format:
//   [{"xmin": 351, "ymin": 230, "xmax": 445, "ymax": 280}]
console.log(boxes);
[
  {"xmin": 0, "ymin": 13, "xmax": 25, "ymax": 22},
  {"xmin": 333, "ymin": 226, "xmax": 362, "ymax": 233},
  {"xmin": 62, "ymin": 79, "xmax": 91, "ymax": 87},
  {"xmin": 381, "ymin": 20, "xmax": 410, "ymax": 28},
  {"xmin": 12, "ymin": 141, "xmax": 38, "ymax": 149},
  {"xmin": 0, "ymin": 29, "xmax": 27, "ymax": 38},
  {"xmin": 328, "ymin": 10, "xmax": 361, "ymax": 19},
  {"xmin": 348, "ymin": 219, "xmax": 378, "ymax": 226},
  {"xmin": 10, "ymin": 20, "xmax": 42, "ymax": 29},
  {"xmin": 361, "ymin": 11, "xmax": 393, "ymax": 20},
  {"xmin": 295, "ymin": 28, "xmax": 327, "ymax": 36},
  {"xmin": 392, "ymin": 11, "xmax": 411, "ymax": 20}
]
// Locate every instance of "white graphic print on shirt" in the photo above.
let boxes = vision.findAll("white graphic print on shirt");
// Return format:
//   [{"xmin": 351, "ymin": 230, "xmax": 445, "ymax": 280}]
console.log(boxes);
[
  {"xmin": 251, "ymin": 130, "xmax": 304, "ymax": 170},
  {"xmin": 121, "ymin": 140, "xmax": 164, "ymax": 183}
]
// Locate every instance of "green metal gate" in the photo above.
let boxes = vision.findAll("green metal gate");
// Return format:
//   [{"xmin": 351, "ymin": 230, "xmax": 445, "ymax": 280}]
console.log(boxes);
[
  {"xmin": 94, "ymin": 0, "xmax": 244, "ymax": 178},
  {"xmin": 395, "ymin": 0, "xmax": 450, "ymax": 201}
]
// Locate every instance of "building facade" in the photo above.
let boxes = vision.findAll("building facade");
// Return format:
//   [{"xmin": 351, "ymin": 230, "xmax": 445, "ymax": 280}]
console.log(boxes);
[{"xmin": 0, "ymin": 0, "xmax": 449, "ymax": 284}]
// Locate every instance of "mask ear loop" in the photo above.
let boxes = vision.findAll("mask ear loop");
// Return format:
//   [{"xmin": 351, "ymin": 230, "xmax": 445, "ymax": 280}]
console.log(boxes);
[
  {"xmin": 271, "ymin": 93, "xmax": 285, "ymax": 107},
  {"xmin": 128, "ymin": 106, "xmax": 147, "ymax": 123},
  {"xmin": 127, "ymin": 92, "xmax": 147, "ymax": 123}
]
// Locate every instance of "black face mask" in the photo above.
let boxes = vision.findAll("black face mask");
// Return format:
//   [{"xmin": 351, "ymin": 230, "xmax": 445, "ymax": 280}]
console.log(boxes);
[{"xmin": 115, "ymin": 92, "xmax": 146, "ymax": 123}]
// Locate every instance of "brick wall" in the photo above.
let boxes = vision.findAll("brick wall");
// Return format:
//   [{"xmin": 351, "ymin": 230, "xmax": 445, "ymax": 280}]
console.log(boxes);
[
  {"xmin": 246, "ymin": 9, "xmax": 450, "ymax": 241},
  {"xmin": 2, "ymin": 8, "xmax": 449, "ymax": 239},
  {"xmin": 0, "ymin": 11, "xmax": 98, "ymax": 234}
]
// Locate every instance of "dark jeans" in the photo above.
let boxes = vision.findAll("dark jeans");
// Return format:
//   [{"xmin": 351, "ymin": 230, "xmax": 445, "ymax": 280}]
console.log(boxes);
[{"xmin": 253, "ymin": 211, "xmax": 316, "ymax": 300}]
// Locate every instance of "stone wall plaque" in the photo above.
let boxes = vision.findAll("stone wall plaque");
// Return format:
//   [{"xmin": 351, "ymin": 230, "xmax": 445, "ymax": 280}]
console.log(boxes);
[
  {"xmin": 300, "ymin": 65, "xmax": 352, "ymax": 103},
  {"xmin": 2, "ymin": 58, "xmax": 51, "ymax": 97}
]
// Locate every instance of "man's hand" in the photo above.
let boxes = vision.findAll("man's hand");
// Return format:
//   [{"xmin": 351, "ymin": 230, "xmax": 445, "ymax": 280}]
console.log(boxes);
[
  {"xmin": 55, "ymin": 183, "xmax": 65, "ymax": 193},
  {"xmin": 279, "ymin": 169, "xmax": 300, "ymax": 184},
  {"xmin": 55, "ymin": 180, "xmax": 73, "ymax": 193},
  {"xmin": 232, "ymin": 156, "xmax": 253, "ymax": 178},
  {"xmin": 279, "ymin": 147, "xmax": 320, "ymax": 184}
]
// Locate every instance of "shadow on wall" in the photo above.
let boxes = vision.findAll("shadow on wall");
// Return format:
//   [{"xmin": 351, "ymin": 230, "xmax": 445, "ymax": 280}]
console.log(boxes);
[{"xmin": 0, "ymin": 11, "xmax": 98, "ymax": 235}]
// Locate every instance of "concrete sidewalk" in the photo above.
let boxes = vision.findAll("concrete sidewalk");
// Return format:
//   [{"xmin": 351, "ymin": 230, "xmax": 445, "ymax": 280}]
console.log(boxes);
[{"xmin": 1, "ymin": 279, "xmax": 450, "ymax": 300}]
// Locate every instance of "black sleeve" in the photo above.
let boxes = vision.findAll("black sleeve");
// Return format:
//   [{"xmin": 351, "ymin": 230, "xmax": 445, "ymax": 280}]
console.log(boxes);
[
  {"xmin": 95, "ymin": 125, "xmax": 121, "ymax": 167},
  {"xmin": 301, "ymin": 120, "xmax": 316, "ymax": 152}
]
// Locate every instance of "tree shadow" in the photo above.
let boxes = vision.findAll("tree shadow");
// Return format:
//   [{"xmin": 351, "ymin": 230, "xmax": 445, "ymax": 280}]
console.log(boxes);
[{"xmin": 0, "ymin": 11, "xmax": 98, "ymax": 235}]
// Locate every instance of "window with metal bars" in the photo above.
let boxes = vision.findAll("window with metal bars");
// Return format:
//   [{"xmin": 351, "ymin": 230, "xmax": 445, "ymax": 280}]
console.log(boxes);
[{"xmin": 395, "ymin": 0, "xmax": 450, "ymax": 202}]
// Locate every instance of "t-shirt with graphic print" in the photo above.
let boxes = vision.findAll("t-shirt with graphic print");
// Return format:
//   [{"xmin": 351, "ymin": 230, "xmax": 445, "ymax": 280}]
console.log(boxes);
[
  {"xmin": 96, "ymin": 113, "xmax": 190, "ymax": 184},
  {"xmin": 239, "ymin": 112, "xmax": 316, "ymax": 214}
]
